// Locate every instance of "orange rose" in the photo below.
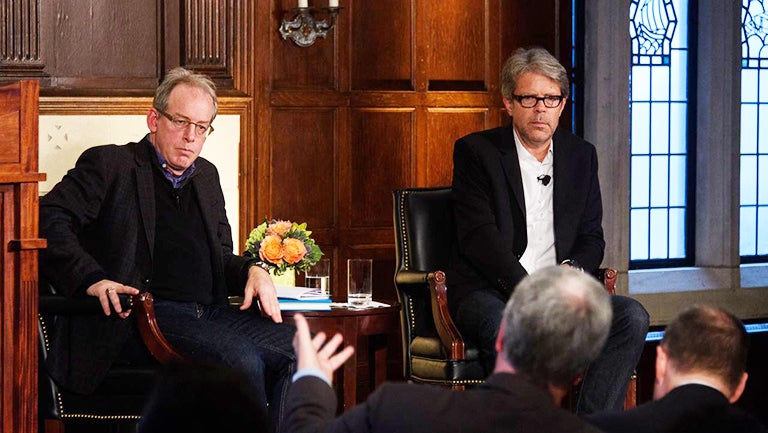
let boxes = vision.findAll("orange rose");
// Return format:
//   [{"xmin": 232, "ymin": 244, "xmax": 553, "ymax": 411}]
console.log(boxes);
[
  {"xmin": 259, "ymin": 235, "xmax": 284, "ymax": 264},
  {"xmin": 282, "ymin": 238, "xmax": 307, "ymax": 264},
  {"xmin": 267, "ymin": 220, "xmax": 293, "ymax": 237}
]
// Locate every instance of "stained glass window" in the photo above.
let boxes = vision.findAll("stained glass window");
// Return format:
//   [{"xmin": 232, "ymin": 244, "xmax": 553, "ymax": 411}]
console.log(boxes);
[
  {"xmin": 740, "ymin": 0, "xmax": 768, "ymax": 261},
  {"xmin": 629, "ymin": 0, "xmax": 692, "ymax": 266}
]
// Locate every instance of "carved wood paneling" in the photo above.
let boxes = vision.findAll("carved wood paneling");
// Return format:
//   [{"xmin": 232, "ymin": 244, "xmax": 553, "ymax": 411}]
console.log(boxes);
[
  {"xmin": 351, "ymin": 0, "xmax": 412, "ymax": 90},
  {"xmin": 0, "ymin": 0, "xmax": 44, "ymax": 77},
  {"xmin": 270, "ymin": 108, "xmax": 336, "ymax": 228},
  {"xmin": 346, "ymin": 109, "xmax": 413, "ymax": 228},
  {"xmin": 182, "ymin": 0, "xmax": 233, "ymax": 85},
  {"xmin": 424, "ymin": 108, "xmax": 490, "ymax": 186}
]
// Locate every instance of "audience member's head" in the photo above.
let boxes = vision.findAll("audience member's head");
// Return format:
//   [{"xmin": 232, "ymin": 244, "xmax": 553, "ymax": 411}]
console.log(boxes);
[
  {"xmin": 497, "ymin": 266, "xmax": 612, "ymax": 390},
  {"xmin": 655, "ymin": 305, "xmax": 749, "ymax": 402},
  {"xmin": 138, "ymin": 361, "xmax": 269, "ymax": 433},
  {"xmin": 500, "ymin": 47, "xmax": 570, "ymax": 101}
]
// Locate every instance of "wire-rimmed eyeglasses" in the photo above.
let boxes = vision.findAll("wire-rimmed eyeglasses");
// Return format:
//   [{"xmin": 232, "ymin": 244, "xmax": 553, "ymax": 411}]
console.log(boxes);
[
  {"xmin": 155, "ymin": 108, "xmax": 214, "ymax": 137},
  {"xmin": 512, "ymin": 95, "xmax": 564, "ymax": 109}
]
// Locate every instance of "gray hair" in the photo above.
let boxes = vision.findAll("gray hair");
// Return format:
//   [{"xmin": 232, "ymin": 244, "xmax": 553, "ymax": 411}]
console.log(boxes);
[
  {"xmin": 153, "ymin": 67, "xmax": 218, "ymax": 122},
  {"xmin": 500, "ymin": 266, "xmax": 612, "ymax": 388},
  {"xmin": 500, "ymin": 47, "xmax": 570, "ymax": 101}
]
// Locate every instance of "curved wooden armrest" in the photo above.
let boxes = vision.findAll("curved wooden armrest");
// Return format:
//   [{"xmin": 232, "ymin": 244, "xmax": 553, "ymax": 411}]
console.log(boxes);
[
  {"xmin": 428, "ymin": 271, "xmax": 467, "ymax": 360},
  {"xmin": 599, "ymin": 267, "xmax": 617, "ymax": 295},
  {"xmin": 132, "ymin": 292, "xmax": 185, "ymax": 364}
]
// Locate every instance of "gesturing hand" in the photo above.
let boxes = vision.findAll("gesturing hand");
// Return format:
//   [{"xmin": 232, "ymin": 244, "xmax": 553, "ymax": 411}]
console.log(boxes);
[
  {"xmin": 86, "ymin": 279, "xmax": 140, "ymax": 319},
  {"xmin": 293, "ymin": 313, "xmax": 355, "ymax": 383}
]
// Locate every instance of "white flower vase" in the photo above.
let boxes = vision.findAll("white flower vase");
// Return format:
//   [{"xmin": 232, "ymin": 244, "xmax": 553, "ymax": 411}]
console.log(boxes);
[{"xmin": 270, "ymin": 268, "xmax": 296, "ymax": 287}]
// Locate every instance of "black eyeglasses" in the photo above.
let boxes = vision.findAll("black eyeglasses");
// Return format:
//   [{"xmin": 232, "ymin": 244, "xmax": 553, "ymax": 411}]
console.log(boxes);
[
  {"xmin": 512, "ymin": 95, "xmax": 564, "ymax": 109},
  {"xmin": 155, "ymin": 109, "xmax": 214, "ymax": 137}
]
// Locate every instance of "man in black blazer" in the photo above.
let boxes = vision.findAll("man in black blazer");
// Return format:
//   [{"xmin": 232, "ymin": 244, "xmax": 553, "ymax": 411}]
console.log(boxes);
[
  {"xmin": 283, "ymin": 267, "xmax": 612, "ymax": 433},
  {"xmin": 40, "ymin": 68, "xmax": 295, "ymax": 431},
  {"xmin": 449, "ymin": 47, "xmax": 649, "ymax": 414},
  {"xmin": 589, "ymin": 305, "xmax": 767, "ymax": 433}
]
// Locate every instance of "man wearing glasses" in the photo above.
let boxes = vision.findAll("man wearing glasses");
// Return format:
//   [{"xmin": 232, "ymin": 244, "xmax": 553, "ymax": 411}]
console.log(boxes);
[
  {"xmin": 40, "ymin": 68, "xmax": 295, "ymax": 432},
  {"xmin": 449, "ymin": 47, "xmax": 649, "ymax": 414}
]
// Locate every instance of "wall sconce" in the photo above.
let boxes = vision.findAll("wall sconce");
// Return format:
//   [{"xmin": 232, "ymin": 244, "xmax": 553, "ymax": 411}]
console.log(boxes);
[{"xmin": 279, "ymin": 1, "xmax": 342, "ymax": 48}]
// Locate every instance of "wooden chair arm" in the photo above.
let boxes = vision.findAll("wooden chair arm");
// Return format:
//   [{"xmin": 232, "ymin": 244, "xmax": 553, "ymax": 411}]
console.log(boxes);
[
  {"xmin": 428, "ymin": 271, "xmax": 467, "ymax": 360},
  {"xmin": 132, "ymin": 292, "xmax": 185, "ymax": 364},
  {"xmin": 599, "ymin": 267, "xmax": 617, "ymax": 295}
]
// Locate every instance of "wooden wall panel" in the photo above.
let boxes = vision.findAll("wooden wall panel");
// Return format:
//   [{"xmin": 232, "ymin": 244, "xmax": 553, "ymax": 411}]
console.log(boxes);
[
  {"xmin": 47, "ymin": 0, "xmax": 159, "ymax": 88},
  {"xmin": 347, "ymin": 109, "xmax": 413, "ymax": 228},
  {"xmin": 424, "ymin": 109, "xmax": 489, "ymax": 186},
  {"xmin": 426, "ymin": 0, "xmax": 487, "ymax": 90},
  {"xmin": 269, "ymin": 108, "xmax": 336, "ymax": 228},
  {"xmin": 351, "ymin": 0, "xmax": 412, "ymax": 90},
  {"xmin": 272, "ymin": 0, "xmax": 337, "ymax": 90}
]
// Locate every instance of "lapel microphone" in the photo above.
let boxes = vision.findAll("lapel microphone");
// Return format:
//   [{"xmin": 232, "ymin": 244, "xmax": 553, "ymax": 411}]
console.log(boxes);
[{"xmin": 537, "ymin": 174, "xmax": 551, "ymax": 186}]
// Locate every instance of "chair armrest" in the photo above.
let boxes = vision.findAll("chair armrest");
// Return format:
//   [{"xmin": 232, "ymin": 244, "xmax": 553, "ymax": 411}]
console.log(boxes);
[
  {"xmin": 131, "ymin": 292, "xmax": 185, "ymax": 364},
  {"xmin": 427, "ymin": 271, "xmax": 467, "ymax": 360},
  {"xmin": 395, "ymin": 270, "xmax": 430, "ymax": 286},
  {"xmin": 596, "ymin": 267, "xmax": 617, "ymax": 295}
]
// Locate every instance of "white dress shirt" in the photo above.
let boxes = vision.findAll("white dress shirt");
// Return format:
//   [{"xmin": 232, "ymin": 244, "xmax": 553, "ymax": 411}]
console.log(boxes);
[{"xmin": 514, "ymin": 129, "xmax": 556, "ymax": 274}]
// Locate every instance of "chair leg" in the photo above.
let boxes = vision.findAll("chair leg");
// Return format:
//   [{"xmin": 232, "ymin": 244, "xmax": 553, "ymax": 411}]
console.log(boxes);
[{"xmin": 43, "ymin": 419, "xmax": 65, "ymax": 433}]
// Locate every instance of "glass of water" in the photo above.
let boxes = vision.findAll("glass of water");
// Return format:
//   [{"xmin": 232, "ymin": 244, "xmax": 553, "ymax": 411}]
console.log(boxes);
[
  {"xmin": 347, "ymin": 259, "xmax": 372, "ymax": 308},
  {"xmin": 304, "ymin": 258, "xmax": 330, "ymax": 295}
]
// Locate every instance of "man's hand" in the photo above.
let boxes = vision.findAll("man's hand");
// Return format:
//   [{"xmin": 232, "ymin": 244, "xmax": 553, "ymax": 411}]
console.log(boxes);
[
  {"xmin": 293, "ymin": 313, "xmax": 355, "ymax": 383},
  {"xmin": 86, "ymin": 279, "xmax": 140, "ymax": 319},
  {"xmin": 241, "ymin": 265, "xmax": 282, "ymax": 323}
]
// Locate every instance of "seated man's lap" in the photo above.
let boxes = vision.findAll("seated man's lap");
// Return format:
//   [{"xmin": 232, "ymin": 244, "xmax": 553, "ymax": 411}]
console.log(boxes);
[{"xmin": 152, "ymin": 299, "xmax": 296, "ymax": 375}]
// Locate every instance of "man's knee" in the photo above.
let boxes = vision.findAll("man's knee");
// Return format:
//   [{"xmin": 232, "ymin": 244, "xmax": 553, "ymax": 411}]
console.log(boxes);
[{"xmin": 613, "ymin": 296, "xmax": 650, "ymax": 339}]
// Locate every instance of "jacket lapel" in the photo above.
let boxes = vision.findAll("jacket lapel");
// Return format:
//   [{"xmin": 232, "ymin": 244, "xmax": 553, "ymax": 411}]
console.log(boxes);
[
  {"xmin": 498, "ymin": 126, "xmax": 526, "ymax": 217},
  {"xmin": 135, "ymin": 141, "xmax": 156, "ymax": 259}
]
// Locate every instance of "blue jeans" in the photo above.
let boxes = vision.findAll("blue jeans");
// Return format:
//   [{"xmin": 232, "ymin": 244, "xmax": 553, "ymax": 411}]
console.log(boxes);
[
  {"xmin": 455, "ymin": 288, "xmax": 649, "ymax": 414},
  {"xmin": 152, "ymin": 299, "xmax": 296, "ymax": 432}
]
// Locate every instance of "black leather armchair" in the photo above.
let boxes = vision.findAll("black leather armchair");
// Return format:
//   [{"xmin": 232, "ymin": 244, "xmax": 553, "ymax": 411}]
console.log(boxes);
[
  {"xmin": 393, "ymin": 187, "xmax": 485, "ymax": 390},
  {"xmin": 39, "ymin": 283, "xmax": 183, "ymax": 433},
  {"xmin": 393, "ymin": 187, "xmax": 635, "ymax": 407}
]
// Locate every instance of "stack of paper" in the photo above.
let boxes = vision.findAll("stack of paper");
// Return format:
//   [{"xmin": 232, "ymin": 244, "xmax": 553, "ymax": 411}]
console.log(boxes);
[{"xmin": 276, "ymin": 285, "xmax": 331, "ymax": 311}]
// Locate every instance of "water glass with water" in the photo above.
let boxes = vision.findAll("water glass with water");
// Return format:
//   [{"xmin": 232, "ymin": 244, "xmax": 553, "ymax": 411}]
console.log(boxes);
[{"xmin": 347, "ymin": 259, "xmax": 372, "ymax": 307}]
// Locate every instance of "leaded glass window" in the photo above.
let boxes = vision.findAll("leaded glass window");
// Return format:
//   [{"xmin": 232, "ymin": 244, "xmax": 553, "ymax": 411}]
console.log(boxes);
[
  {"xmin": 629, "ymin": 0, "xmax": 693, "ymax": 267},
  {"xmin": 740, "ymin": 0, "xmax": 768, "ymax": 262}
]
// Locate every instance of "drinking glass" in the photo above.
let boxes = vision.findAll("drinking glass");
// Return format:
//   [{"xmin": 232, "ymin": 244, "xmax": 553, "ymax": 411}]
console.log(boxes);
[
  {"xmin": 304, "ymin": 258, "xmax": 330, "ymax": 295},
  {"xmin": 347, "ymin": 259, "xmax": 372, "ymax": 307}
]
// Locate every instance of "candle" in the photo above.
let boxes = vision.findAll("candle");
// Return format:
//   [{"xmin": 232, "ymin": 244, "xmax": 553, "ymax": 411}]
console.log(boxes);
[
  {"xmin": 329, "ymin": 0, "xmax": 338, "ymax": 7},
  {"xmin": 298, "ymin": 0, "xmax": 308, "ymax": 8}
]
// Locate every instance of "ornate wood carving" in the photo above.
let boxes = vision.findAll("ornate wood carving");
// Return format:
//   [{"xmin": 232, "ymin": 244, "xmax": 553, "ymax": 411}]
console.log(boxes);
[
  {"xmin": 0, "ymin": 0, "xmax": 45, "ymax": 78},
  {"xmin": 181, "ymin": 0, "xmax": 233, "ymax": 86}
]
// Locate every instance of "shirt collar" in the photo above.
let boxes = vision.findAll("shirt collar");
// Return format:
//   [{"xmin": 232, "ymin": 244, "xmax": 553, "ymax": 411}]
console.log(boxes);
[
  {"xmin": 513, "ymin": 128, "xmax": 554, "ymax": 165},
  {"xmin": 146, "ymin": 134, "xmax": 196, "ymax": 189}
]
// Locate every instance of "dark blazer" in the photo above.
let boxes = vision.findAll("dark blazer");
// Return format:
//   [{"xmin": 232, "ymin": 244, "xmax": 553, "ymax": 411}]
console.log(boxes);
[
  {"xmin": 588, "ymin": 384, "xmax": 768, "ymax": 433},
  {"xmin": 40, "ymin": 136, "xmax": 254, "ymax": 393},
  {"xmin": 283, "ymin": 373, "xmax": 601, "ymax": 433},
  {"xmin": 449, "ymin": 125, "xmax": 604, "ymax": 307}
]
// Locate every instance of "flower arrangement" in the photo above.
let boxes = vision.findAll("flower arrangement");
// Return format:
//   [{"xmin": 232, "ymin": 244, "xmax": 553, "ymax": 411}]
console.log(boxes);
[{"xmin": 245, "ymin": 218, "xmax": 323, "ymax": 276}]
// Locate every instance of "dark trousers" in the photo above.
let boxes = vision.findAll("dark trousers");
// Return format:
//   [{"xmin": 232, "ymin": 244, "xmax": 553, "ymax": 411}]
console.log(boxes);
[
  {"xmin": 151, "ymin": 299, "xmax": 296, "ymax": 431},
  {"xmin": 455, "ymin": 287, "xmax": 649, "ymax": 414}
]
